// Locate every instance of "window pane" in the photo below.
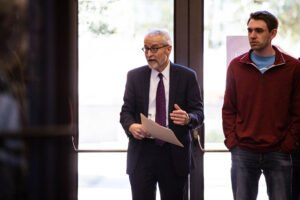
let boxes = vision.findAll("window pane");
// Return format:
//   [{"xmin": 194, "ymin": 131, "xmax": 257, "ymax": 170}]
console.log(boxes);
[
  {"xmin": 204, "ymin": 1, "xmax": 300, "ymax": 199},
  {"xmin": 78, "ymin": 0, "xmax": 174, "ymax": 150},
  {"xmin": 78, "ymin": 0, "xmax": 173, "ymax": 199}
]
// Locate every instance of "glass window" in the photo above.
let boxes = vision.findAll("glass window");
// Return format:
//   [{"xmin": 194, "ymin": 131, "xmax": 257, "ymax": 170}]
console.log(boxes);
[
  {"xmin": 78, "ymin": 0, "xmax": 173, "ymax": 199},
  {"xmin": 204, "ymin": 1, "xmax": 300, "ymax": 199},
  {"xmin": 78, "ymin": 0, "xmax": 174, "ymax": 150}
]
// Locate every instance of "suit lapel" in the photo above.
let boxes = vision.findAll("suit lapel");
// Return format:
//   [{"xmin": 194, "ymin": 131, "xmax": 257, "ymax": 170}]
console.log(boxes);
[
  {"xmin": 169, "ymin": 63, "xmax": 179, "ymax": 116},
  {"xmin": 142, "ymin": 67, "xmax": 151, "ymax": 115}
]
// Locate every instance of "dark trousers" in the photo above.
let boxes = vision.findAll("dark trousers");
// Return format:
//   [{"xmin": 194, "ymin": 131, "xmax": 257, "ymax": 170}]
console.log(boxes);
[
  {"xmin": 129, "ymin": 141, "xmax": 187, "ymax": 200},
  {"xmin": 292, "ymin": 151, "xmax": 300, "ymax": 200}
]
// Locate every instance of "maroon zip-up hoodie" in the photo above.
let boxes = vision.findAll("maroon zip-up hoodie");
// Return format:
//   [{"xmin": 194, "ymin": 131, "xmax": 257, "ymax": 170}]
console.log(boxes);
[{"xmin": 222, "ymin": 46, "xmax": 300, "ymax": 153}]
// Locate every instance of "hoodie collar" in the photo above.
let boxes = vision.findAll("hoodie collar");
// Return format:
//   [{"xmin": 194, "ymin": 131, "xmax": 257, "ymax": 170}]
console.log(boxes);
[{"xmin": 240, "ymin": 45, "xmax": 286, "ymax": 67}]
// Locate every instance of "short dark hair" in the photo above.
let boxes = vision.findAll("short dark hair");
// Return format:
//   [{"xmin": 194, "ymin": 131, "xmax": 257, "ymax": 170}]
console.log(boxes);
[{"xmin": 247, "ymin": 11, "xmax": 278, "ymax": 32}]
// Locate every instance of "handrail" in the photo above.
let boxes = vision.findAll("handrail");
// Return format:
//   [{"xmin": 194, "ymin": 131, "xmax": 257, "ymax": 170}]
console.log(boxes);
[
  {"xmin": 71, "ymin": 134, "xmax": 229, "ymax": 153},
  {"xmin": 71, "ymin": 136, "xmax": 127, "ymax": 153},
  {"xmin": 0, "ymin": 127, "xmax": 227, "ymax": 153},
  {"xmin": 194, "ymin": 133, "xmax": 229, "ymax": 153}
]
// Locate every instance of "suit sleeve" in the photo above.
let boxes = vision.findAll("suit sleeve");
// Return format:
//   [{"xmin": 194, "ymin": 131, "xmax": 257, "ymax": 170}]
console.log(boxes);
[{"xmin": 120, "ymin": 71, "xmax": 137, "ymax": 137}]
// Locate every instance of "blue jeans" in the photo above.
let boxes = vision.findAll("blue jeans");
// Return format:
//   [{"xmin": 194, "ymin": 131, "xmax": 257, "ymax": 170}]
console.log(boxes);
[{"xmin": 231, "ymin": 147, "xmax": 292, "ymax": 200}]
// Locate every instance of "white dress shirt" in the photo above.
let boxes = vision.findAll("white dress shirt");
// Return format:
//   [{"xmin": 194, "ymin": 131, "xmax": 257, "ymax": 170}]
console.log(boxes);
[{"xmin": 148, "ymin": 62, "xmax": 170, "ymax": 126}]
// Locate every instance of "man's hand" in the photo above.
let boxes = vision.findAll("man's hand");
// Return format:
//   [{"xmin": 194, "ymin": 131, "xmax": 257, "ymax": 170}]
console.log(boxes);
[
  {"xmin": 170, "ymin": 104, "xmax": 190, "ymax": 126},
  {"xmin": 129, "ymin": 123, "xmax": 147, "ymax": 140}
]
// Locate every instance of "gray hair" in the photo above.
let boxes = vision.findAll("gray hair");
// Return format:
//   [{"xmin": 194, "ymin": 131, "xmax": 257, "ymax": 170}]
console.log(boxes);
[{"xmin": 145, "ymin": 29, "xmax": 172, "ymax": 46}]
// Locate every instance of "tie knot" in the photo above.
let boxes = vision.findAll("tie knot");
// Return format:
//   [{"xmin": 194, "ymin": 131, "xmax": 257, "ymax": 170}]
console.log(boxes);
[{"xmin": 158, "ymin": 73, "xmax": 163, "ymax": 80}]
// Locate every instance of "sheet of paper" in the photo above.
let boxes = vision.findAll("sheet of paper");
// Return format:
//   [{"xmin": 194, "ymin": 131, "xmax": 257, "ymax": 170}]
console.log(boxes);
[{"xmin": 140, "ymin": 113, "xmax": 184, "ymax": 147}]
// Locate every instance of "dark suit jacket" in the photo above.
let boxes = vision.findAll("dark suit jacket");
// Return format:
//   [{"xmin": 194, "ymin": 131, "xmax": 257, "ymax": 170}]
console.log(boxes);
[{"xmin": 120, "ymin": 62, "xmax": 204, "ymax": 176}]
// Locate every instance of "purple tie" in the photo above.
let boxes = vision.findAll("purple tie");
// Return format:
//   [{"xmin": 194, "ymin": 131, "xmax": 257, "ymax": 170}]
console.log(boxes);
[{"xmin": 155, "ymin": 73, "xmax": 166, "ymax": 145}]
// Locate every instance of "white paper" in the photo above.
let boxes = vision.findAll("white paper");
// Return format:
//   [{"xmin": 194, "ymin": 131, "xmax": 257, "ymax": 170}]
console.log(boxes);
[{"xmin": 140, "ymin": 113, "xmax": 184, "ymax": 147}]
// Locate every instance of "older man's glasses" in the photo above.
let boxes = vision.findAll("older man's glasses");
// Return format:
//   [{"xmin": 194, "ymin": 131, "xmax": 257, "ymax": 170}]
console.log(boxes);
[{"xmin": 141, "ymin": 45, "xmax": 169, "ymax": 53}]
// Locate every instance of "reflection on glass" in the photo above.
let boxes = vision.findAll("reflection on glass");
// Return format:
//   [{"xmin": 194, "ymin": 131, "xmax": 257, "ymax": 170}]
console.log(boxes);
[{"xmin": 0, "ymin": 1, "xmax": 28, "ymax": 199}]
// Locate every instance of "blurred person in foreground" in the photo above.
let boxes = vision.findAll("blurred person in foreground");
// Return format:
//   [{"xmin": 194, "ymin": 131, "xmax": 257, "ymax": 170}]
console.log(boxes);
[
  {"xmin": 222, "ymin": 11, "xmax": 300, "ymax": 200},
  {"xmin": 0, "ymin": 1, "xmax": 28, "ymax": 199},
  {"xmin": 120, "ymin": 29, "xmax": 203, "ymax": 200},
  {"xmin": 0, "ymin": 70, "xmax": 24, "ymax": 200}
]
